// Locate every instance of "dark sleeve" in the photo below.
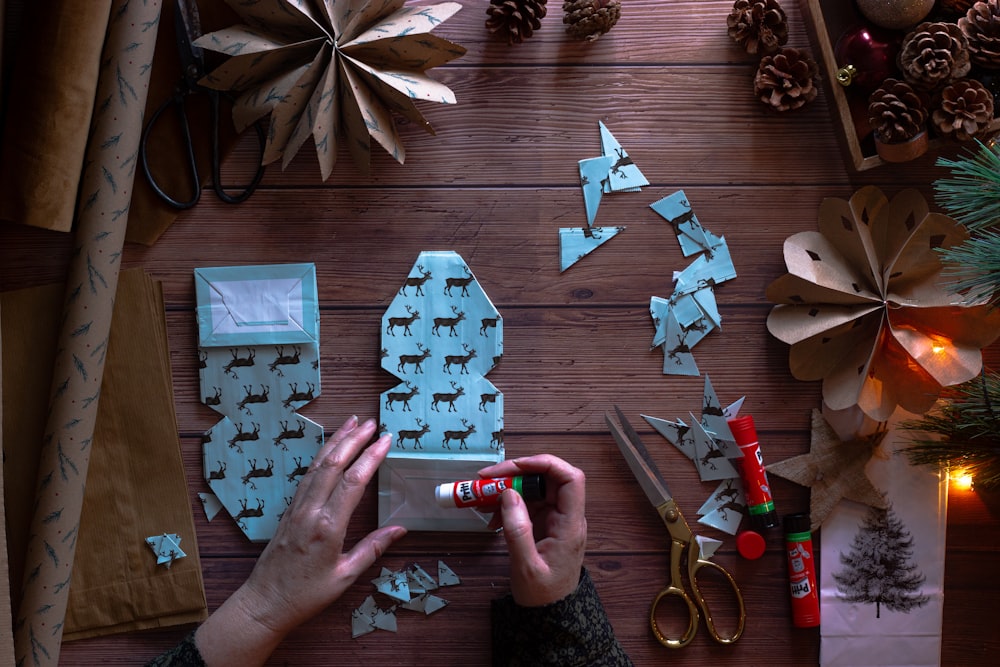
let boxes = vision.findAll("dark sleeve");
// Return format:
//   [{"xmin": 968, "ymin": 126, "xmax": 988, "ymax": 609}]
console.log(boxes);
[
  {"xmin": 491, "ymin": 568, "xmax": 634, "ymax": 667},
  {"xmin": 144, "ymin": 631, "xmax": 206, "ymax": 667}
]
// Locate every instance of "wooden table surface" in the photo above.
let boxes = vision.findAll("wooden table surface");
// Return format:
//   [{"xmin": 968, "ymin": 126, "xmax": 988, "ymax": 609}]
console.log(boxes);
[{"xmin": 3, "ymin": 1, "xmax": 999, "ymax": 665}]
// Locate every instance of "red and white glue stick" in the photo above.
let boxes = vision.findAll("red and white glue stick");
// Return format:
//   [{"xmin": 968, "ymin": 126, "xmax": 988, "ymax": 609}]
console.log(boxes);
[
  {"xmin": 727, "ymin": 415, "xmax": 780, "ymax": 531},
  {"xmin": 784, "ymin": 513, "xmax": 820, "ymax": 628},
  {"xmin": 435, "ymin": 474, "xmax": 545, "ymax": 509}
]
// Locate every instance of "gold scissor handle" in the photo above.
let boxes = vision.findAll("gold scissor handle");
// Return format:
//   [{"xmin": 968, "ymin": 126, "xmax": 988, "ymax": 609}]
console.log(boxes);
[
  {"xmin": 650, "ymin": 585, "xmax": 700, "ymax": 648},
  {"xmin": 688, "ymin": 556, "xmax": 747, "ymax": 644}
]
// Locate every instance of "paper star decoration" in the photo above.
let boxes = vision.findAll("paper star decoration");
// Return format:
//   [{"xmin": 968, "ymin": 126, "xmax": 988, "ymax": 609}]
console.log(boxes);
[
  {"xmin": 766, "ymin": 408, "xmax": 889, "ymax": 532},
  {"xmin": 196, "ymin": 0, "xmax": 467, "ymax": 180},
  {"xmin": 352, "ymin": 560, "xmax": 459, "ymax": 638},
  {"xmin": 145, "ymin": 533, "xmax": 186, "ymax": 568},
  {"xmin": 641, "ymin": 376, "xmax": 750, "ymax": 535}
]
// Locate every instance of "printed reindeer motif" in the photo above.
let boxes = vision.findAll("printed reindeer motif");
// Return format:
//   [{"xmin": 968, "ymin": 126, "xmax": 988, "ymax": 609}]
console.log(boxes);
[
  {"xmin": 241, "ymin": 458, "xmax": 275, "ymax": 489},
  {"xmin": 443, "ymin": 418, "xmax": 476, "ymax": 450},
  {"xmin": 397, "ymin": 419, "xmax": 430, "ymax": 450},
  {"xmin": 443, "ymin": 343, "xmax": 476, "ymax": 375},
  {"xmin": 227, "ymin": 422, "xmax": 261, "ymax": 453},
  {"xmin": 386, "ymin": 305, "xmax": 420, "ymax": 337},
  {"xmin": 273, "ymin": 419, "xmax": 306, "ymax": 450},
  {"xmin": 431, "ymin": 381, "xmax": 464, "ymax": 412},
  {"xmin": 208, "ymin": 461, "xmax": 227, "ymax": 481},
  {"xmin": 714, "ymin": 480, "xmax": 740, "ymax": 504},
  {"xmin": 479, "ymin": 391, "xmax": 499, "ymax": 412},
  {"xmin": 233, "ymin": 498, "xmax": 265, "ymax": 529},
  {"xmin": 491, "ymin": 429, "xmax": 504, "ymax": 450},
  {"xmin": 204, "ymin": 386, "xmax": 222, "ymax": 407},
  {"xmin": 479, "ymin": 317, "xmax": 499, "ymax": 336},
  {"xmin": 282, "ymin": 382, "xmax": 316, "ymax": 409},
  {"xmin": 699, "ymin": 443, "xmax": 727, "ymax": 471},
  {"xmin": 385, "ymin": 381, "xmax": 419, "ymax": 412},
  {"xmin": 268, "ymin": 345, "xmax": 301, "ymax": 376},
  {"xmin": 666, "ymin": 331, "xmax": 692, "ymax": 365},
  {"xmin": 432, "ymin": 305, "xmax": 465, "ymax": 337},
  {"xmin": 287, "ymin": 456, "xmax": 309, "ymax": 484},
  {"xmin": 237, "ymin": 384, "xmax": 270, "ymax": 414},
  {"xmin": 608, "ymin": 147, "xmax": 634, "ymax": 179},
  {"xmin": 399, "ymin": 264, "xmax": 432, "ymax": 296},
  {"xmin": 716, "ymin": 500, "xmax": 747, "ymax": 522},
  {"xmin": 397, "ymin": 342, "xmax": 431, "ymax": 374},
  {"xmin": 223, "ymin": 348, "xmax": 255, "ymax": 378},
  {"xmin": 444, "ymin": 266, "xmax": 474, "ymax": 297}
]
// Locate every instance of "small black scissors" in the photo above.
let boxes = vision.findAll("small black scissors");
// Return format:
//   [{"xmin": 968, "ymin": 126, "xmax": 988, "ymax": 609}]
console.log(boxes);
[
  {"xmin": 140, "ymin": 0, "xmax": 265, "ymax": 209},
  {"xmin": 606, "ymin": 406, "xmax": 747, "ymax": 648}
]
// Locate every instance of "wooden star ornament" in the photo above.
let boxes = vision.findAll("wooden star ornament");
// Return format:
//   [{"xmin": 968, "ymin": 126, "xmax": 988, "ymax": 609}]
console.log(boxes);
[{"xmin": 766, "ymin": 408, "xmax": 888, "ymax": 531}]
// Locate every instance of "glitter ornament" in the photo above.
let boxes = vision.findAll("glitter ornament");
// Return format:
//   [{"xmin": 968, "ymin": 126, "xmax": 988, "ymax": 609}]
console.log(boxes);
[{"xmin": 855, "ymin": 0, "xmax": 935, "ymax": 30}]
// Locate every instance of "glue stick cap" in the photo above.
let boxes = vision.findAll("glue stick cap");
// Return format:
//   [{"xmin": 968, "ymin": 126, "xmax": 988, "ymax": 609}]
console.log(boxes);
[
  {"xmin": 519, "ymin": 474, "xmax": 546, "ymax": 502},
  {"xmin": 736, "ymin": 530, "xmax": 766, "ymax": 560},
  {"xmin": 435, "ymin": 482, "xmax": 456, "ymax": 508},
  {"xmin": 727, "ymin": 415, "xmax": 758, "ymax": 443}
]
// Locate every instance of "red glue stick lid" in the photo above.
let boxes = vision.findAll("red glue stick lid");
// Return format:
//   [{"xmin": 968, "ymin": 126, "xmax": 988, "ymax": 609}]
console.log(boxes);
[
  {"xmin": 727, "ymin": 415, "xmax": 758, "ymax": 444},
  {"xmin": 736, "ymin": 530, "xmax": 766, "ymax": 560}
]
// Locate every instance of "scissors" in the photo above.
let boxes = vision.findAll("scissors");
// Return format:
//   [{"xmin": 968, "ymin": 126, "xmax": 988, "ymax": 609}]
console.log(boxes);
[
  {"xmin": 140, "ymin": 0, "xmax": 265, "ymax": 209},
  {"xmin": 605, "ymin": 406, "xmax": 746, "ymax": 648}
]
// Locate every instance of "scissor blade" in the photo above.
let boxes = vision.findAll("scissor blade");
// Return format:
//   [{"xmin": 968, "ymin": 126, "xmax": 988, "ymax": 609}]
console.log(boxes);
[
  {"xmin": 606, "ymin": 407, "xmax": 673, "ymax": 510},
  {"xmin": 175, "ymin": 0, "xmax": 206, "ymax": 78}
]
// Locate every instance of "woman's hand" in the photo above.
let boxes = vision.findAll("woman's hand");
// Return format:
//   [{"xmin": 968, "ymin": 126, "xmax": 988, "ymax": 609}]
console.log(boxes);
[
  {"xmin": 478, "ymin": 454, "xmax": 587, "ymax": 607},
  {"xmin": 195, "ymin": 417, "xmax": 406, "ymax": 666}
]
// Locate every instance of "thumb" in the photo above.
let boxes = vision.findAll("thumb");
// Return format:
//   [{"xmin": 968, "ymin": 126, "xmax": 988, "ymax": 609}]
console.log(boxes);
[{"xmin": 499, "ymin": 489, "xmax": 539, "ymax": 565}]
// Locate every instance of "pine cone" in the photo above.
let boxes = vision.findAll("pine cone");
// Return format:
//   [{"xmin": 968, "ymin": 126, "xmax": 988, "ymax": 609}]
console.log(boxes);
[
  {"xmin": 939, "ymin": 0, "xmax": 980, "ymax": 17},
  {"xmin": 898, "ymin": 22, "xmax": 971, "ymax": 91},
  {"xmin": 486, "ymin": 0, "xmax": 548, "ymax": 45},
  {"xmin": 959, "ymin": 1, "xmax": 1000, "ymax": 70},
  {"xmin": 753, "ymin": 47, "xmax": 820, "ymax": 111},
  {"xmin": 727, "ymin": 0, "xmax": 789, "ymax": 56},
  {"xmin": 868, "ymin": 78, "xmax": 928, "ymax": 143},
  {"xmin": 932, "ymin": 78, "xmax": 995, "ymax": 140},
  {"xmin": 563, "ymin": 0, "xmax": 621, "ymax": 42}
]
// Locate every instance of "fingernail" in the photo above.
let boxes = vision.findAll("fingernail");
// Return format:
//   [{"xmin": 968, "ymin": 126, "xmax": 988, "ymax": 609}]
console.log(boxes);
[{"xmin": 501, "ymin": 488, "xmax": 520, "ymax": 508}]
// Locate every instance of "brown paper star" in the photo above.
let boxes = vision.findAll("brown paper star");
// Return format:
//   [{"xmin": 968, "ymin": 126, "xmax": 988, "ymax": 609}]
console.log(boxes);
[{"xmin": 766, "ymin": 408, "xmax": 888, "ymax": 532}]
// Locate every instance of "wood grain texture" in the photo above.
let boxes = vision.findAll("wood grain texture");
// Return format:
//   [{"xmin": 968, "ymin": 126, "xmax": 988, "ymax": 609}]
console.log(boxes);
[{"xmin": 2, "ymin": 1, "xmax": 998, "ymax": 664}]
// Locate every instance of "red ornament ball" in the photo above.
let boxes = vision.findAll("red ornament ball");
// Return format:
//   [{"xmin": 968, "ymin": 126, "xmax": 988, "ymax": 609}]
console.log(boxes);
[{"xmin": 834, "ymin": 24, "xmax": 901, "ymax": 92}]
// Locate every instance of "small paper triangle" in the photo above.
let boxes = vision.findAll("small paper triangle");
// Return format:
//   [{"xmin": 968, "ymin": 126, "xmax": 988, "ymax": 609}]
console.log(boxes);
[{"xmin": 559, "ymin": 226, "xmax": 625, "ymax": 272}]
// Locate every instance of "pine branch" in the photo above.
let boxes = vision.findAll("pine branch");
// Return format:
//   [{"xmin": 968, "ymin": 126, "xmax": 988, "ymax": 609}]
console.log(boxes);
[
  {"xmin": 935, "ymin": 140, "xmax": 1000, "ymax": 231},
  {"xmin": 900, "ymin": 372, "xmax": 1000, "ymax": 489},
  {"xmin": 937, "ymin": 230, "xmax": 1000, "ymax": 307}
]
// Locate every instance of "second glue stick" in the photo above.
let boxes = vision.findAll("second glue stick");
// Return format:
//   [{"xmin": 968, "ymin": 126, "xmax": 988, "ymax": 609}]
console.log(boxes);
[
  {"xmin": 435, "ymin": 474, "xmax": 546, "ymax": 509},
  {"xmin": 727, "ymin": 415, "xmax": 779, "ymax": 531}
]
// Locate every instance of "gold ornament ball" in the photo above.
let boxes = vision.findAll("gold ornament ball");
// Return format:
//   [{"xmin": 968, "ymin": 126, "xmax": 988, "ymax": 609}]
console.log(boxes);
[{"xmin": 854, "ymin": 0, "xmax": 935, "ymax": 30}]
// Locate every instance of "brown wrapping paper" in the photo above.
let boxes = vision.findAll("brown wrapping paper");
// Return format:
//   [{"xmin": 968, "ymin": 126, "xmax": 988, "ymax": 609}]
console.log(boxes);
[
  {"xmin": 12, "ymin": 1, "xmax": 163, "ymax": 663},
  {"xmin": 0, "ymin": 0, "xmax": 113, "ymax": 232},
  {"xmin": 2, "ymin": 272, "xmax": 206, "ymax": 641}
]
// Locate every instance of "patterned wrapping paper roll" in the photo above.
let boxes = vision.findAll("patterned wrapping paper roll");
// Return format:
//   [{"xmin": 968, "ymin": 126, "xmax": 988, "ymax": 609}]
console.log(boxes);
[{"xmin": 13, "ymin": 1, "xmax": 162, "ymax": 664}]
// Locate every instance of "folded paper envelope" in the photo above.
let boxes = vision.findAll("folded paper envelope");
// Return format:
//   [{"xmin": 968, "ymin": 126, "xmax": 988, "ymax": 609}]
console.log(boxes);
[
  {"xmin": 378, "ymin": 251, "xmax": 504, "ymax": 532},
  {"xmin": 195, "ymin": 263, "xmax": 323, "ymax": 542}
]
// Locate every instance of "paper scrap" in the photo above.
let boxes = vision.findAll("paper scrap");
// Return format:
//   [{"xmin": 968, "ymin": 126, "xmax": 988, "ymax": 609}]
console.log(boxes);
[
  {"xmin": 353, "ymin": 560, "xmax": 460, "ymax": 638},
  {"xmin": 559, "ymin": 226, "xmax": 626, "ymax": 272},
  {"xmin": 198, "ymin": 492, "xmax": 224, "ymax": 521},
  {"xmin": 648, "ymin": 191, "xmax": 737, "ymax": 375},
  {"xmin": 438, "ymin": 560, "xmax": 461, "ymax": 586}
]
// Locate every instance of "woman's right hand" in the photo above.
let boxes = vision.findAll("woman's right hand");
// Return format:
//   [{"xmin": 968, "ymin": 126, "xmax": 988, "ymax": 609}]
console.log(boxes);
[{"xmin": 477, "ymin": 454, "xmax": 587, "ymax": 607}]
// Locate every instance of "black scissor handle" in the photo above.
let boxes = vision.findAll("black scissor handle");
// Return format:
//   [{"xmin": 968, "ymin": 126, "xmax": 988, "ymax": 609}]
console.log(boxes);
[
  {"xmin": 210, "ymin": 90, "xmax": 266, "ymax": 205},
  {"xmin": 140, "ymin": 91, "xmax": 201, "ymax": 210}
]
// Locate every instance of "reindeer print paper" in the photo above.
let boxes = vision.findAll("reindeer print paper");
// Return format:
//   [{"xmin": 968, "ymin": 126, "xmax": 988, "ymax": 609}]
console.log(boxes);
[
  {"xmin": 195, "ymin": 264, "xmax": 323, "ymax": 542},
  {"xmin": 378, "ymin": 251, "xmax": 503, "ymax": 531}
]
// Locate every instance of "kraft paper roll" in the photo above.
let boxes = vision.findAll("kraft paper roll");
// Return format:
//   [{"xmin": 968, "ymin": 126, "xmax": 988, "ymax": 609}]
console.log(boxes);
[
  {"xmin": 12, "ymin": 1, "xmax": 162, "ymax": 664},
  {"xmin": 0, "ymin": 0, "xmax": 113, "ymax": 233}
]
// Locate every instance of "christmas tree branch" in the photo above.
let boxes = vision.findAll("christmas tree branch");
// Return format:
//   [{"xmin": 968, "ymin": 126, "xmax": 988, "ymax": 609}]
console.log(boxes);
[
  {"xmin": 900, "ymin": 372, "xmax": 1000, "ymax": 489},
  {"xmin": 937, "ymin": 230, "xmax": 1000, "ymax": 308},
  {"xmin": 935, "ymin": 140, "xmax": 1000, "ymax": 231}
]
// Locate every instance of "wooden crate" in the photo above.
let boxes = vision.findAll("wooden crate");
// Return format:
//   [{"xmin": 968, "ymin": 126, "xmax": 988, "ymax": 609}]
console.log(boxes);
[{"xmin": 801, "ymin": 0, "xmax": 1000, "ymax": 172}]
